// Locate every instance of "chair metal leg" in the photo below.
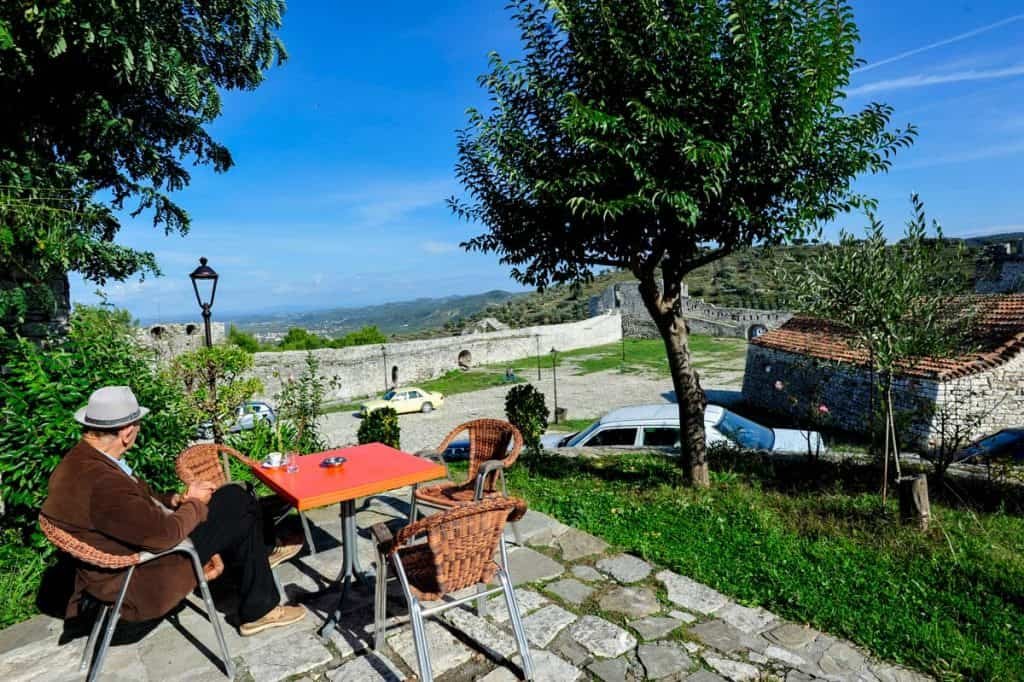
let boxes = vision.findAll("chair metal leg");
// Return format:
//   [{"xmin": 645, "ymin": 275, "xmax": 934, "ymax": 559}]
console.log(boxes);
[
  {"xmin": 87, "ymin": 567, "xmax": 133, "ymax": 682},
  {"xmin": 299, "ymin": 512, "xmax": 317, "ymax": 555},
  {"xmin": 408, "ymin": 485, "xmax": 419, "ymax": 525},
  {"xmin": 498, "ymin": 566, "xmax": 534, "ymax": 681},
  {"xmin": 373, "ymin": 551, "xmax": 389, "ymax": 650},
  {"xmin": 476, "ymin": 583, "xmax": 488, "ymax": 619},
  {"xmin": 189, "ymin": 552, "xmax": 235, "ymax": 679},
  {"xmin": 409, "ymin": 599, "xmax": 434, "ymax": 682},
  {"xmin": 80, "ymin": 604, "xmax": 108, "ymax": 671}
]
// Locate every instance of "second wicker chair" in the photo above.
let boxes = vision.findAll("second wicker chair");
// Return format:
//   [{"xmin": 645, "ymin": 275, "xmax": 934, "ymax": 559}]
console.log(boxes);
[{"xmin": 410, "ymin": 419, "xmax": 523, "ymax": 520}]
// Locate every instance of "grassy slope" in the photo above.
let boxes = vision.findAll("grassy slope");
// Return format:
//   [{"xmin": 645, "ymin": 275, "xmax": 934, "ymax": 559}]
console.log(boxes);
[{"xmin": 500, "ymin": 452, "xmax": 1024, "ymax": 681}]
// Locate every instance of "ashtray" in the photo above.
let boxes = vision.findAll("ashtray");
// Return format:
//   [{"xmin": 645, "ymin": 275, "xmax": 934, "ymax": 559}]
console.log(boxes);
[{"xmin": 321, "ymin": 456, "xmax": 347, "ymax": 468}]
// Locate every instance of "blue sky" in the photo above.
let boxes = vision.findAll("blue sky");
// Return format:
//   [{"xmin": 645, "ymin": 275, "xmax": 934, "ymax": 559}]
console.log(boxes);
[{"xmin": 71, "ymin": 1, "xmax": 1024, "ymax": 321}]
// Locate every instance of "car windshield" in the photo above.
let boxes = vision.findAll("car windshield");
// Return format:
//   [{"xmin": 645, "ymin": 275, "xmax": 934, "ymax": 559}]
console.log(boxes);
[
  {"xmin": 567, "ymin": 421, "xmax": 602, "ymax": 447},
  {"xmin": 382, "ymin": 390, "xmax": 396, "ymax": 400},
  {"xmin": 715, "ymin": 409, "xmax": 774, "ymax": 450}
]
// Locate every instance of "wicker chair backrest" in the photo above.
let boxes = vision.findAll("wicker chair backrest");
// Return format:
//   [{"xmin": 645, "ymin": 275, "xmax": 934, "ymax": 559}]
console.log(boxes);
[
  {"xmin": 39, "ymin": 514, "xmax": 140, "ymax": 569},
  {"xmin": 393, "ymin": 497, "xmax": 526, "ymax": 596},
  {"xmin": 439, "ymin": 419, "xmax": 523, "ymax": 492},
  {"xmin": 176, "ymin": 444, "xmax": 251, "ymax": 487}
]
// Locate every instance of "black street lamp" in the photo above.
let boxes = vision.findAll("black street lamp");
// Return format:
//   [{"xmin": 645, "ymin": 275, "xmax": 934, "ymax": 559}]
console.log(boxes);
[
  {"xmin": 536, "ymin": 335, "xmax": 542, "ymax": 380},
  {"xmin": 189, "ymin": 257, "xmax": 219, "ymax": 348},
  {"xmin": 550, "ymin": 347, "xmax": 558, "ymax": 424}
]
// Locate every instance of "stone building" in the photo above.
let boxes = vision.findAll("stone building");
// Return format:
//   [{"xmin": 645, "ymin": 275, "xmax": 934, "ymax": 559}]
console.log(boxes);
[
  {"xmin": 742, "ymin": 295, "xmax": 1024, "ymax": 446},
  {"xmin": 591, "ymin": 281, "xmax": 791, "ymax": 340},
  {"xmin": 976, "ymin": 240, "xmax": 1024, "ymax": 294}
]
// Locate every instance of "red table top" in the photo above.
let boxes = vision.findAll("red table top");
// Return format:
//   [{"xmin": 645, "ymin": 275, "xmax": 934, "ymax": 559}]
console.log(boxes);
[{"xmin": 248, "ymin": 443, "xmax": 447, "ymax": 511}]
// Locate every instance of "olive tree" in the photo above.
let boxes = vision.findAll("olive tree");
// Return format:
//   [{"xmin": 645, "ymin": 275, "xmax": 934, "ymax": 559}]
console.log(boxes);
[{"xmin": 451, "ymin": 0, "xmax": 914, "ymax": 485}]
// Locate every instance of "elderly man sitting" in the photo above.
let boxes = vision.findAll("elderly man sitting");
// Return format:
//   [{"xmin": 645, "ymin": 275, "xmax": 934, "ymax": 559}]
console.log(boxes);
[{"xmin": 41, "ymin": 386, "xmax": 305, "ymax": 635}]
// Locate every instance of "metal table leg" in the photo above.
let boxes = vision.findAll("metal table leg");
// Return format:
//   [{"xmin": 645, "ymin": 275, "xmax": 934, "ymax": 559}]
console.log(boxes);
[{"xmin": 318, "ymin": 499, "xmax": 368, "ymax": 636}]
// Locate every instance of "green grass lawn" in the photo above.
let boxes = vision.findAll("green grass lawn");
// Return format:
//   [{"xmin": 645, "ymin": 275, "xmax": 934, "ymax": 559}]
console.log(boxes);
[{"xmin": 500, "ymin": 451, "xmax": 1024, "ymax": 681}]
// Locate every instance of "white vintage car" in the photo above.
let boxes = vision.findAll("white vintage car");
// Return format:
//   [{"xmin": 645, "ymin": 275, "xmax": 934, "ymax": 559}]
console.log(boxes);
[{"xmin": 360, "ymin": 387, "xmax": 445, "ymax": 416}]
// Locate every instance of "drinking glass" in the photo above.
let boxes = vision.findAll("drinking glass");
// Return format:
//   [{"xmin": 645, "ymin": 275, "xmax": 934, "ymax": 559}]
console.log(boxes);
[{"xmin": 285, "ymin": 452, "xmax": 299, "ymax": 473}]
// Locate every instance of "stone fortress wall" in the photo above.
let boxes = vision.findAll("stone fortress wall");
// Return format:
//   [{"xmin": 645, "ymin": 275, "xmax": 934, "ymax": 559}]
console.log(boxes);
[
  {"xmin": 135, "ymin": 321, "xmax": 226, "ymax": 361},
  {"xmin": 591, "ymin": 281, "xmax": 791, "ymax": 340},
  {"xmin": 976, "ymin": 240, "xmax": 1024, "ymax": 294},
  {"xmin": 251, "ymin": 314, "xmax": 622, "ymax": 403}
]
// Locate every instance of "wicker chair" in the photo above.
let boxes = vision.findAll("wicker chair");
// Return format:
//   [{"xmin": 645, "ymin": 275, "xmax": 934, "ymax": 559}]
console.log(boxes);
[
  {"xmin": 410, "ymin": 419, "xmax": 523, "ymax": 521},
  {"xmin": 176, "ymin": 443, "xmax": 319, "ymax": 554},
  {"xmin": 38, "ymin": 514, "xmax": 234, "ymax": 682},
  {"xmin": 371, "ymin": 497, "xmax": 534, "ymax": 682}
]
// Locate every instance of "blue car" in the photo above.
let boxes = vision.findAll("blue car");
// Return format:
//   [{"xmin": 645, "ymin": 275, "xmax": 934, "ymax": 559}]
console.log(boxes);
[{"xmin": 955, "ymin": 428, "xmax": 1024, "ymax": 464}]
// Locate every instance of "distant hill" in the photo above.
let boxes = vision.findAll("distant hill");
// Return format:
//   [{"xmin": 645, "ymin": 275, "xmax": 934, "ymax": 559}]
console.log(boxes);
[
  {"xmin": 231, "ymin": 290, "xmax": 519, "ymax": 338},
  {"xmin": 232, "ymin": 233, "xmax": 1011, "ymax": 340}
]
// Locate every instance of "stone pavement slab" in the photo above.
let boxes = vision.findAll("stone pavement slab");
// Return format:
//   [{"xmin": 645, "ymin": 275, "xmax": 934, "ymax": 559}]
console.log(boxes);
[
  {"xmin": 765, "ymin": 622, "xmax": 820, "ymax": 650},
  {"xmin": 597, "ymin": 554, "xmax": 653, "ymax": 583},
  {"xmin": 244, "ymin": 630, "xmax": 333, "ymax": 682},
  {"xmin": 570, "ymin": 615, "xmax": 637, "ymax": 658},
  {"xmin": 506, "ymin": 546, "xmax": 565, "ymax": 585},
  {"xmin": 716, "ymin": 602, "xmax": 777, "ymax": 634},
  {"xmin": 506, "ymin": 509, "xmax": 570, "ymax": 546},
  {"xmin": 630, "ymin": 615, "xmax": 684, "ymax": 641},
  {"xmin": 588, "ymin": 656, "xmax": 631, "ymax": 682},
  {"xmin": 489, "ymin": 587, "xmax": 550, "ymax": 624},
  {"xmin": 638, "ymin": 641, "xmax": 694, "ymax": 679},
  {"xmin": 545, "ymin": 577, "xmax": 595, "ymax": 606},
  {"xmin": 571, "ymin": 564, "xmax": 606, "ymax": 582},
  {"xmin": 554, "ymin": 528, "xmax": 610, "ymax": 561},
  {"xmin": 513, "ymin": 649, "xmax": 584, "ymax": 682},
  {"xmin": 522, "ymin": 604, "xmax": 577, "ymax": 647},
  {"xmin": 657, "ymin": 570, "xmax": 730, "ymax": 615},
  {"xmin": 443, "ymin": 606, "xmax": 519, "ymax": 659},
  {"xmin": 326, "ymin": 652, "xmax": 404, "ymax": 681},
  {"xmin": 704, "ymin": 655, "xmax": 761, "ymax": 681},
  {"xmin": 599, "ymin": 586, "xmax": 662, "ymax": 618},
  {"xmin": 387, "ymin": 619, "xmax": 474, "ymax": 677},
  {"xmin": 0, "ymin": 614, "xmax": 62, "ymax": 656}
]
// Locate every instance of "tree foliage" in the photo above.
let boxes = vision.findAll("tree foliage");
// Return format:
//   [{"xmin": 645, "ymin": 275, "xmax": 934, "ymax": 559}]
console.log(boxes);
[
  {"xmin": 505, "ymin": 383, "xmax": 550, "ymax": 455},
  {"xmin": 168, "ymin": 344, "xmax": 262, "ymax": 443},
  {"xmin": 451, "ymin": 0, "xmax": 913, "ymax": 484},
  {"xmin": 357, "ymin": 407, "xmax": 400, "ymax": 449},
  {"xmin": 780, "ymin": 196, "xmax": 974, "ymax": 496},
  {"xmin": 0, "ymin": 0, "xmax": 286, "ymax": 326},
  {"xmin": 0, "ymin": 306, "xmax": 191, "ymax": 540}
]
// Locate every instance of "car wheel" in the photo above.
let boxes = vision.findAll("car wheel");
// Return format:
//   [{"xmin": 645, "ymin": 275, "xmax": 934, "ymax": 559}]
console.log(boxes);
[{"xmin": 421, "ymin": 402, "xmax": 433, "ymax": 413}]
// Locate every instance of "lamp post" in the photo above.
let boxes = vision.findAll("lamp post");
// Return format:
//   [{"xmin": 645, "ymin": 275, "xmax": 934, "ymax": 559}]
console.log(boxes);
[
  {"xmin": 550, "ymin": 347, "xmax": 558, "ymax": 424},
  {"xmin": 189, "ymin": 257, "xmax": 219, "ymax": 348},
  {"xmin": 536, "ymin": 335, "xmax": 541, "ymax": 380},
  {"xmin": 190, "ymin": 257, "xmax": 219, "ymax": 441}
]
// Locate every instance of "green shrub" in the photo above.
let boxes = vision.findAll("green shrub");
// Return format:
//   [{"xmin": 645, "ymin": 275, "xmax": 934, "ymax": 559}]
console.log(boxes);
[
  {"xmin": 357, "ymin": 408, "xmax": 400, "ymax": 449},
  {"xmin": 274, "ymin": 352, "xmax": 335, "ymax": 453},
  {"xmin": 0, "ymin": 306, "xmax": 192, "ymax": 542},
  {"xmin": 505, "ymin": 383, "xmax": 549, "ymax": 454},
  {"xmin": 168, "ymin": 344, "xmax": 262, "ymax": 443},
  {"xmin": 0, "ymin": 529, "xmax": 49, "ymax": 628}
]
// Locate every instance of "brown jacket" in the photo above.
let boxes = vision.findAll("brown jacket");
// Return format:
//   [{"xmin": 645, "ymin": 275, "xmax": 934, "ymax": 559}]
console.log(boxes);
[{"xmin": 41, "ymin": 440, "xmax": 208, "ymax": 622}]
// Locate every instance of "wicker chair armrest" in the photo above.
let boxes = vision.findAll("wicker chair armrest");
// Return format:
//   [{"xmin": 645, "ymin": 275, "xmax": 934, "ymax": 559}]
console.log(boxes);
[
  {"xmin": 500, "ymin": 424, "xmax": 524, "ymax": 468},
  {"xmin": 370, "ymin": 522, "xmax": 395, "ymax": 553},
  {"xmin": 138, "ymin": 537, "xmax": 201, "ymax": 564},
  {"xmin": 473, "ymin": 460, "xmax": 506, "ymax": 499},
  {"xmin": 218, "ymin": 444, "xmax": 257, "ymax": 468}
]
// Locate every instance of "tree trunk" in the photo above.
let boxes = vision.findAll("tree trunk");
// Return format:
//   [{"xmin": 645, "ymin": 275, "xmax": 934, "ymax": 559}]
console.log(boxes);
[
  {"xmin": 898, "ymin": 474, "xmax": 930, "ymax": 531},
  {"xmin": 636, "ymin": 274, "xmax": 709, "ymax": 487}
]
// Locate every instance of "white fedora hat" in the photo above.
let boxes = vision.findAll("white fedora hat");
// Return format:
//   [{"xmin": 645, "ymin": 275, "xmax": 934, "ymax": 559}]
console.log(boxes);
[{"xmin": 74, "ymin": 386, "xmax": 150, "ymax": 429}]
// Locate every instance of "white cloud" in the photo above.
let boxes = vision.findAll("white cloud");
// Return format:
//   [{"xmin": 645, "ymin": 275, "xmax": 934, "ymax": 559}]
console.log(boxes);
[
  {"xmin": 324, "ymin": 178, "xmax": 454, "ymax": 226},
  {"xmin": 854, "ymin": 13, "xmax": 1024, "ymax": 74},
  {"xmin": 420, "ymin": 240, "xmax": 459, "ymax": 255},
  {"xmin": 896, "ymin": 140, "xmax": 1024, "ymax": 170},
  {"xmin": 847, "ymin": 64, "xmax": 1024, "ymax": 97}
]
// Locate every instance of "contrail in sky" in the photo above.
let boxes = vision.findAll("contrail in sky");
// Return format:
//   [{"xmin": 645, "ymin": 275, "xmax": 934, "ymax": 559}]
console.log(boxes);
[{"xmin": 854, "ymin": 13, "xmax": 1024, "ymax": 74}]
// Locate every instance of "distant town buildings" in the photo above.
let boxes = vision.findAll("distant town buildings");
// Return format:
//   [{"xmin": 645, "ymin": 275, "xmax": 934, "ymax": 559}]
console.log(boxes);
[{"xmin": 976, "ymin": 240, "xmax": 1024, "ymax": 294}]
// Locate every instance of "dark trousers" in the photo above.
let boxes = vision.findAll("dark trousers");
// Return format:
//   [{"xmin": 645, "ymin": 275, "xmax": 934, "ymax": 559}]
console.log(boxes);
[{"xmin": 190, "ymin": 485, "xmax": 279, "ymax": 623}]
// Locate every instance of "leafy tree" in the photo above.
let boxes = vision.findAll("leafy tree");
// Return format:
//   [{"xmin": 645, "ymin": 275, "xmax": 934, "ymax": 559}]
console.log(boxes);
[
  {"xmin": 228, "ymin": 324, "xmax": 261, "ymax": 353},
  {"xmin": 0, "ymin": 306, "xmax": 190, "ymax": 540},
  {"xmin": 336, "ymin": 325, "xmax": 387, "ymax": 347},
  {"xmin": 169, "ymin": 344, "xmax": 262, "ymax": 444},
  {"xmin": 781, "ymin": 196, "xmax": 973, "ymax": 500},
  {"xmin": 274, "ymin": 352, "xmax": 338, "ymax": 453},
  {"xmin": 451, "ymin": 0, "xmax": 913, "ymax": 485},
  {"xmin": 0, "ymin": 1, "xmax": 286, "ymax": 329}
]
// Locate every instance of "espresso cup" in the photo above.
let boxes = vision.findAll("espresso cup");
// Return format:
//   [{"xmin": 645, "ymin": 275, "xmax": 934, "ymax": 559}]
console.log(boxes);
[{"xmin": 267, "ymin": 451, "xmax": 283, "ymax": 467}]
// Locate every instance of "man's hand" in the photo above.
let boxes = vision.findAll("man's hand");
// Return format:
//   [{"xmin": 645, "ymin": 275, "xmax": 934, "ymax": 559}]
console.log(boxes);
[{"xmin": 183, "ymin": 482, "xmax": 217, "ymax": 505}]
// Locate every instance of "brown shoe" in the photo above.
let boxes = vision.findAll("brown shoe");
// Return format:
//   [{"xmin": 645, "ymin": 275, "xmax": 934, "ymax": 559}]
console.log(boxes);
[
  {"xmin": 239, "ymin": 605, "xmax": 306, "ymax": 636},
  {"xmin": 268, "ymin": 542, "xmax": 302, "ymax": 569}
]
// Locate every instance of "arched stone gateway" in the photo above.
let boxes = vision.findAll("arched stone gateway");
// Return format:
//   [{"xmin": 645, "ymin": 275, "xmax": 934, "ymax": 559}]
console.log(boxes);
[
  {"xmin": 150, "ymin": 325, "xmax": 165, "ymax": 338},
  {"xmin": 458, "ymin": 350, "xmax": 473, "ymax": 369},
  {"xmin": 185, "ymin": 324, "xmax": 199, "ymax": 335},
  {"xmin": 391, "ymin": 365, "xmax": 399, "ymax": 386},
  {"xmin": 747, "ymin": 324, "xmax": 768, "ymax": 340}
]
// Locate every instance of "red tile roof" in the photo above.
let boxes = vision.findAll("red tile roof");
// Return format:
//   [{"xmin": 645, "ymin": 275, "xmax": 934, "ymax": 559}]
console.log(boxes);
[{"xmin": 751, "ymin": 294, "xmax": 1024, "ymax": 380}]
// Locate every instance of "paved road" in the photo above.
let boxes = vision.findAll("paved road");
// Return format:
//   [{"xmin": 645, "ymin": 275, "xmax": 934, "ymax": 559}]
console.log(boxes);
[{"xmin": 321, "ymin": 363, "xmax": 745, "ymax": 453}]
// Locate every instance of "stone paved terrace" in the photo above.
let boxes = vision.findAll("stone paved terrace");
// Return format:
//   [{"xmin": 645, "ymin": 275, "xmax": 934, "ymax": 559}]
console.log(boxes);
[{"xmin": 1, "ymin": 491, "xmax": 932, "ymax": 682}]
